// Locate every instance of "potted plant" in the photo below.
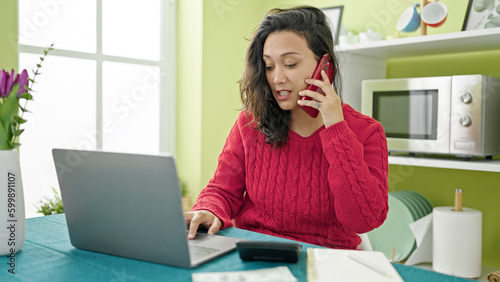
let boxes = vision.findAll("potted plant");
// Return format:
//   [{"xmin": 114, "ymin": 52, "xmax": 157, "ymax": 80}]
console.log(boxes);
[{"xmin": 0, "ymin": 44, "xmax": 53, "ymax": 256}]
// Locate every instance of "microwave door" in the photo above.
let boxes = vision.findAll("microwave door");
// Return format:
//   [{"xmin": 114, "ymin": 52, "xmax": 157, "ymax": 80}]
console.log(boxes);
[
  {"xmin": 373, "ymin": 90, "xmax": 438, "ymax": 140},
  {"xmin": 363, "ymin": 76, "xmax": 452, "ymax": 155}
]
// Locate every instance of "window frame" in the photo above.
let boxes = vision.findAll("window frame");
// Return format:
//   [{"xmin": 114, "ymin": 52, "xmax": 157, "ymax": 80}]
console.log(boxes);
[
  {"xmin": 17, "ymin": 0, "xmax": 177, "ymax": 218},
  {"xmin": 18, "ymin": 0, "xmax": 177, "ymax": 154}
]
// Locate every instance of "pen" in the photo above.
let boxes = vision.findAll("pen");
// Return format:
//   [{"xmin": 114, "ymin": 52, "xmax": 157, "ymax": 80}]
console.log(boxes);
[{"xmin": 346, "ymin": 252, "xmax": 392, "ymax": 278}]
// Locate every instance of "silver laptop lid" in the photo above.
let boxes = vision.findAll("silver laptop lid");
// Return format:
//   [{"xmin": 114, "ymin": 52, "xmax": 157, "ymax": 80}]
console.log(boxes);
[{"xmin": 52, "ymin": 149, "xmax": 192, "ymax": 267}]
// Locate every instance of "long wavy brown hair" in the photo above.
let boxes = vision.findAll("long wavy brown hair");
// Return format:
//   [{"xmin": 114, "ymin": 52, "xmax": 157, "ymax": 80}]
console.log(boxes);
[{"xmin": 239, "ymin": 6, "xmax": 342, "ymax": 147}]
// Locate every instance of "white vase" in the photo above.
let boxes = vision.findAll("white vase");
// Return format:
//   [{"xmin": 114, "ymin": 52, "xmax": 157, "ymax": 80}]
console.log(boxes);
[{"xmin": 0, "ymin": 150, "xmax": 26, "ymax": 256}]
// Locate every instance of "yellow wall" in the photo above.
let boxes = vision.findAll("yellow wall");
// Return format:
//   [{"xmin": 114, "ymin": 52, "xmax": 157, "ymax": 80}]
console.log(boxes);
[{"xmin": 177, "ymin": 0, "xmax": 500, "ymax": 268}]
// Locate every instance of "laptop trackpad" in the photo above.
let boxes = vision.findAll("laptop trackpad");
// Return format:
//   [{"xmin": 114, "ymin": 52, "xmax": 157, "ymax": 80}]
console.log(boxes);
[
  {"xmin": 188, "ymin": 233, "xmax": 243, "ymax": 266},
  {"xmin": 189, "ymin": 233, "xmax": 237, "ymax": 248}
]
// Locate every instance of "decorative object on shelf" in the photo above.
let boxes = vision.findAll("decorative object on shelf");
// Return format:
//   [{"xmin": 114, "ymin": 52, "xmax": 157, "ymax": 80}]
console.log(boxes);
[
  {"xmin": 463, "ymin": 0, "xmax": 500, "ymax": 30},
  {"xmin": 359, "ymin": 29, "xmax": 383, "ymax": 43},
  {"xmin": 321, "ymin": 6, "xmax": 343, "ymax": 45},
  {"xmin": 385, "ymin": 32, "xmax": 406, "ymax": 40},
  {"xmin": 0, "ymin": 44, "xmax": 53, "ymax": 256},
  {"xmin": 397, "ymin": 0, "xmax": 448, "ymax": 35},
  {"xmin": 421, "ymin": 1, "xmax": 448, "ymax": 28},
  {"xmin": 338, "ymin": 31, "xmax": 359, "ymax": 45},
  {"xmin": 397, "ymin": 3, "xmax": 422, "ymax": 33}
]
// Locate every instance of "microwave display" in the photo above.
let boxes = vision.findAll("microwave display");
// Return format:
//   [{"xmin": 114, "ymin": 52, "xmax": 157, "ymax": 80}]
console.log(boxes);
[{"xmin": 373, "ymin": 90, "xmax": 438, "ymax": 140}]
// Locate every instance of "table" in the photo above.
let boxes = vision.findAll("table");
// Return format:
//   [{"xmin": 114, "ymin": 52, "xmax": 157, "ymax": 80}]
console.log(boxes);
[{"xmin": 1, "ymin": 214, "xmax": 474, "ymax": 281}]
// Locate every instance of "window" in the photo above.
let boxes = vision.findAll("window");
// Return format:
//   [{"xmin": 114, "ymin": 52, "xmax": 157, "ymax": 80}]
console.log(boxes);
[{"xmin": 18, "ymin": 0, "xmax": 176, "ymax": 218}]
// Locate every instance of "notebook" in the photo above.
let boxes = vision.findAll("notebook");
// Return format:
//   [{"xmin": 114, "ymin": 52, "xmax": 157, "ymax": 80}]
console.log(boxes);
[
  {"xmin": 307, "ymin": 248, "xmax": 404, "ymax": 282},
  {"xmin": 52, "ymin": 149, "xmax": 242, "ymax": 268}
]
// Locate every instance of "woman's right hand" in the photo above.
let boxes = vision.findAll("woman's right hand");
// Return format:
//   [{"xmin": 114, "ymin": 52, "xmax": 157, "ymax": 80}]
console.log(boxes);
[{"xmin": 184, "ymin": 210, "xmax": 222, "ymax": 239}]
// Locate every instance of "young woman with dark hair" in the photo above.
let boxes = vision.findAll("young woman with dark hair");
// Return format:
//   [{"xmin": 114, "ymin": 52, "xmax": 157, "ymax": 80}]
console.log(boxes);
[{"xmin": 185, "ymin": 6, "xmax": 389, "ymax": 250}]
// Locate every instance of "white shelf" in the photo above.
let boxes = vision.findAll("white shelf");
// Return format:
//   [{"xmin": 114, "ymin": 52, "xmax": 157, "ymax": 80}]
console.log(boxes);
[
  {"xmin": 336, "ymin": 28, "xmax": 500, "ymax": 172},
  {"xmin": 389, "ymin": 156, "xmax": 500, "ymax": 172},
  {"xmin": 336, "ymin": 28, "xmax": 500, "ymax": 59}
]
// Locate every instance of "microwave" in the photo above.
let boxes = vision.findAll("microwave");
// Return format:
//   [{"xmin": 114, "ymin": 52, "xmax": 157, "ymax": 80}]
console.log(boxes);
[{"xmin": 361, "ymin": 75, "xmax": 500, "ymax": 158}]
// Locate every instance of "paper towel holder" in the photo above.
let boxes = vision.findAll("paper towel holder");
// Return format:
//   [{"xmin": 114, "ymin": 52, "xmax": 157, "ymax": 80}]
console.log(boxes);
[{"xmin": 454, "ymin": 188, "xmax": 463, "ymax": 212}]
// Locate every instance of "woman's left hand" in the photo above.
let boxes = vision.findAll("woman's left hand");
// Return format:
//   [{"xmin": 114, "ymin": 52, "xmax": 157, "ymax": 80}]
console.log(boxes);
[{"xmin": 297, "ymin": 70, "xmax": 344, "ymax": 128}]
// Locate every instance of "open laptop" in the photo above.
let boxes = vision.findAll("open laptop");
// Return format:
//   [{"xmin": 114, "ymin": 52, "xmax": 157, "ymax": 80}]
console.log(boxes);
[{"xmin": 52, "ymin": 149, "xmax": 242, "ymax": 268}]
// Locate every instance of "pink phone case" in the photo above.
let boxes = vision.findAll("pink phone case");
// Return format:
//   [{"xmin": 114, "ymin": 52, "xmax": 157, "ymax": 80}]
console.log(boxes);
[{"xmin": 300, "ymin": 54, "xmax": 334, "ymax": 118}]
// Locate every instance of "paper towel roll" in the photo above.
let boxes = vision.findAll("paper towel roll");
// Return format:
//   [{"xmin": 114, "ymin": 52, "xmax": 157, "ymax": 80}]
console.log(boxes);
[{"xmin": 432, "ymin": 206, "xmax": 482, "ymax": 278}]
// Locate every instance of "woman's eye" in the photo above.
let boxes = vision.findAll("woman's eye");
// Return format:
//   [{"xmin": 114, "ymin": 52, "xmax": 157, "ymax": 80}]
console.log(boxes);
[
  {"xmin": 285, "ymin": 63, "xmax": 297, "ymax": 68},
  {"xmin": 265, "ymin": 65, "xmax": 274, "ymax": 70}
]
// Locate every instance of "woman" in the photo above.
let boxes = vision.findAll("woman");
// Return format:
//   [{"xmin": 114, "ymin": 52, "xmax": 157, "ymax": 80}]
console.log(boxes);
[{"xmin": 185, "ymin": 6, "xmax": 388, "ymax": 249}]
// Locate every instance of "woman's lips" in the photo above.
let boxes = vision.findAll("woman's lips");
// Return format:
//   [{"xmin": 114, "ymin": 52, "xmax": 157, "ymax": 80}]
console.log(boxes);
[{"xmin": 276, "ymin": 90, "xmax": 291, "ymax": 101}]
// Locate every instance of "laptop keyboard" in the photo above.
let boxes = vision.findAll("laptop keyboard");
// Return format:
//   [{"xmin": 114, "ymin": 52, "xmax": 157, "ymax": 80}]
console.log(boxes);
[{"xmin": 189, "ymin": 245, "xmax": 222, "ymax": 260}]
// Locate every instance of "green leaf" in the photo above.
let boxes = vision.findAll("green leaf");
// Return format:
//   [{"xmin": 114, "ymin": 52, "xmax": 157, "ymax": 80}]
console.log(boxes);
[
  {"xmin": 14, "ymin": 116, "xmax": 27, "ymax": 124},
  {"xmin": 14, "ymin": 129, "xmax": 25, "ymax": 136},
  {"xmin": 35, "ymin": 187, "xmax": 64, "ymax": 216},
  {"xmin": 0, "ymin": 122, "xmax": 11, "ymax": 150},
  {"xmin": 21, "ymin": 93, "xmax": 33, "ymax": 100},
  {"xmin": 19, "ymin": 105, "xmax": 29, "ymax": 113},
  {"xmin": 7, "ymin": 140, "xmax": 20, "ymax": 149},
  {"xmin": 0, "ymin": 84, "xmax": 20, "ymax": 133}
]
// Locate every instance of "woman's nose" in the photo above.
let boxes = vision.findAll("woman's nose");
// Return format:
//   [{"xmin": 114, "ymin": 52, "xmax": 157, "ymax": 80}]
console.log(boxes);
[{"xmin": 273, "ymin": 67, "xmax": 286, "ymax": 85}]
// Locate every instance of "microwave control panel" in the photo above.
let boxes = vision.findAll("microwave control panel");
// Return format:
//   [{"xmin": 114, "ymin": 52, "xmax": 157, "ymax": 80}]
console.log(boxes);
[{"xmin": 450, "ymin": 75, "xmax": 500, "ymax": 157}]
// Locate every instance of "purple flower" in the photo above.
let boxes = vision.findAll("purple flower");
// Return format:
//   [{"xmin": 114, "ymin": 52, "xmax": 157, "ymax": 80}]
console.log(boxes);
[
  {"xmin": 0, "ymin": 69, "xmax": 20, "ymax": 98},
  {"xmin": 17, "ymin": 69, "xmax": 29, "ymax": 97},
  {"xmin": 0, "ymin": 70, "xmax": 6, "ymax": 97},
  {"xmin": 0, "ymin": 69, "xmax": 11, "ymax": 97},
  {"xmin": 6, "ymin": 69, "xmax": 18, "ymax": 95}
]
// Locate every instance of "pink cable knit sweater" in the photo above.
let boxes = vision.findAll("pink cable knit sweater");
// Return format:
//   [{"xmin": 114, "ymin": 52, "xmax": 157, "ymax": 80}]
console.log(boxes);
[{"xmin": 192, "ymin": 104, "xmax": 389, "ymax": 249}]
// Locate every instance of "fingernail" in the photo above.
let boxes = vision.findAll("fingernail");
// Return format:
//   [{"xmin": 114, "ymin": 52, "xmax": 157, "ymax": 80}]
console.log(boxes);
[
  {"xmin": 298, "ymin": 91, "xmax": 303, "ymax": 96},
  {"xmin": 305, "ymin": 79, "xmax": 309, "ymax": 83}
]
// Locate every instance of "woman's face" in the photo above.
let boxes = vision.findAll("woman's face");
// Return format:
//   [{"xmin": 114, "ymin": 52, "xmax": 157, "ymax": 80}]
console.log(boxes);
[{"xmin": 263, "ymin": 31, "xmax": 318, "ymax": 113}]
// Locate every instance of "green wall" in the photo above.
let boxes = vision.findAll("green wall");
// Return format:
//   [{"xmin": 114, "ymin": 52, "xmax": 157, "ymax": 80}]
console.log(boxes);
[
  {"xmin": 0, "ymin": 0, "xmax": 18, "ymax": 69},
  {"xmin": 177, "ymin": 0, "xmax": 500, "ymax": 268},
  {"xmin": 176, "ymin": 0, "xmax": 474, "ymax": 196},
  {"xmin": 2, "ymin": 0, "xmax": 496, "ymax": 269},
  {"xmin": 177, "ymin": 0, "xmax": 266, "ymax": 200}
]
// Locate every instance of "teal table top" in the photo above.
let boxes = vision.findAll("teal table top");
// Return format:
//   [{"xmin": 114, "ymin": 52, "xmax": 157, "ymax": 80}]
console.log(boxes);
[{"xmin": 0, "ymin": 214, "xmax": 473, "ymax": 281}]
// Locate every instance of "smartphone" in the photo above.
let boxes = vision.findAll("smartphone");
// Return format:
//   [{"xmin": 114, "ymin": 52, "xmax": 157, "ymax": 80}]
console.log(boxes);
[
  {"xmin": 300, "ymin": 54, "xmax": 335, "ymax": 118},
  {"xmin": 237, "ymin": 241, "xmax": 302, "ymax": 263}
]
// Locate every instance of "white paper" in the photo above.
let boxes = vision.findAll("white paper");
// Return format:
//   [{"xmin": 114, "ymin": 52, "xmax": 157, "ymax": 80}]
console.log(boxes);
[
  {"xmin": 404, "ymin": 213, "xmax": 433, "ymax": 266},
  {"xmin": 307, "ymin": 248, "xmax": 403, "ymax": 282},
  {"xmin": 191, "ymin": 266, "xmax": 297, "ymax": 282}
]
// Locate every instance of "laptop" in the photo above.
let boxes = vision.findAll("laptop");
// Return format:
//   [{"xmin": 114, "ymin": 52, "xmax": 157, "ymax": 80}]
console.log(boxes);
[{"xmin": 52, "ymin": 149, "xmax": 242, "ymax": 268}]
